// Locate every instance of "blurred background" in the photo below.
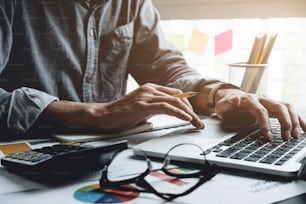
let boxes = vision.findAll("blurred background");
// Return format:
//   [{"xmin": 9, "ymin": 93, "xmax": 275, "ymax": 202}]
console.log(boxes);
[{"xmin": 127, "ymin": 0, "xmax": 306, "ymax": 110}]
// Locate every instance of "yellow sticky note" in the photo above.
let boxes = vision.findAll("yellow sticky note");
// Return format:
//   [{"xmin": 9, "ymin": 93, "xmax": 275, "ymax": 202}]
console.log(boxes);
[
  {"xmin": 0, "ymin": 143, "xmax": 31, "ymax": 155},
  {"xmin": 168, "ymin": 34, "xmax": 185, "ymax": 52},
  {"xmin": 188, "ymin": 29, "xmax": 209, "ymax": 56}
]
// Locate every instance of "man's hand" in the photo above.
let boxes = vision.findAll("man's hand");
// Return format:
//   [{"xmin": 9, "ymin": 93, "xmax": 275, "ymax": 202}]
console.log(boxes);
[
  {"xmin": 43, "ymin": 83, "xmax": 204, "ymax": 133},
  {"xmin": 214, "ymin": 88, "xmax": 306, "ymax": 141}
]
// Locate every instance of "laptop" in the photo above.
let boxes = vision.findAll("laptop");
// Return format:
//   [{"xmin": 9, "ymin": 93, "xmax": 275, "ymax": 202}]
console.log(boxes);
[{"xmin": 135, "ymin": 116, "xmax": 306, "ymax": 179}]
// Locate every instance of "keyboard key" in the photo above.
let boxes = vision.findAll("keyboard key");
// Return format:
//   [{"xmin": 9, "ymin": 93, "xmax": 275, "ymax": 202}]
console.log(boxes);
[
  {"xmin": 212, "ymin": 118, "xmax": 306, "ymax": 168},
  {"xmin": 230, "ymin": 152, "xmax": 249, "ymax": 160},
  {"xmin": 245, "ymin": 156, "xmax": 261, "ymax": 162},
  {"xmin": 216, "ymin": 147, "xmax": 239, "ymax": 157},
  {"xmin": 259, "ymin": 156, "xmax": 279, "ymax": 164}
]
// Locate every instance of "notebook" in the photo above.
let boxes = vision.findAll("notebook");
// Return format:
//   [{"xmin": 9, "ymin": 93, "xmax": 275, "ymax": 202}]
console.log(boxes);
[
  {"xmin": 53, "ymin": 115, "xmax": 190, "ymax": 143},
  {"xmin": 135, "ymin": 116, "xmax": 306, "ymax": 178}
]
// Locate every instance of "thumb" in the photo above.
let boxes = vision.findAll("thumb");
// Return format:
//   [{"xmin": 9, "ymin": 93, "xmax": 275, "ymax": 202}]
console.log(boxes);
[{"xmin": 215, "ymin": 95, "xmax": 241, "ymax": 120}]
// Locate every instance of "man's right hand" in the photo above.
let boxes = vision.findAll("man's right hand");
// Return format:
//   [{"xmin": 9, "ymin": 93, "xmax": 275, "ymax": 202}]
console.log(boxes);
[{"xmin": 43, "ymin": 83, "xmax": 204, "ymax": 133}]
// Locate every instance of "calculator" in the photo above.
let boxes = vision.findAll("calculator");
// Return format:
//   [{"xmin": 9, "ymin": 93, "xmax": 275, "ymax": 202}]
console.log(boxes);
[{"xmin": 1, "ymin": 140, "xmax": 128, "ymax": 174}]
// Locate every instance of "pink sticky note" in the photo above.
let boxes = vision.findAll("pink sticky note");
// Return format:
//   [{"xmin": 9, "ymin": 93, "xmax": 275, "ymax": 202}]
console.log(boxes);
[
  {"xmin": 215, "ymin": 29, "xmax": 233, "ymax": 55},
  {"xmin": 187, "ymin": 29, "xmax": 209, "ymax": 56}
]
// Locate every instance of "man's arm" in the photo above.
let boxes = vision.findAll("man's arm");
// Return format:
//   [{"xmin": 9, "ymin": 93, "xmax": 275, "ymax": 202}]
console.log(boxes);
[
  {"xmin": 0, "ymin": 2, "xmax": 59, "ymax": 137},
  {"xmin": 0, "ymin": 88, "xmax": 58, "ymax": 136},
  {"xmin": 42, "ymin": 83, "xmax": 204, "ymax": 134}
]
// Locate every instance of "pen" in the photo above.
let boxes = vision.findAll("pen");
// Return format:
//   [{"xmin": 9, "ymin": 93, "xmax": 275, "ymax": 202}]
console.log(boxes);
[{"xmin": 172, "ymin": 91, "xmax": 198, "ymax": 99}]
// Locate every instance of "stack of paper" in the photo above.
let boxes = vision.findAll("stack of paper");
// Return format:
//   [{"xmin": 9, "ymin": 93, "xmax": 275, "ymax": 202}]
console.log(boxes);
[{"xmin": 240, "ymin": 34, "xmax": 277, "ymax": 93}]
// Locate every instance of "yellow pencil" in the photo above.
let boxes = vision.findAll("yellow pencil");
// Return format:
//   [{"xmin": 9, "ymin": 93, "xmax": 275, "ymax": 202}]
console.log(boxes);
[{"xmin": 172, "ymin": 91, "xmax": 198, "ymax": 99}]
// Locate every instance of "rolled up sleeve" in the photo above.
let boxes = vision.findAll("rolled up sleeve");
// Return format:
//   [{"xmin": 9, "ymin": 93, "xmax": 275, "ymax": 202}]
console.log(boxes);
[{"xmin": 1, "ymin": 87, "xmax": 58, "ymax": 137}]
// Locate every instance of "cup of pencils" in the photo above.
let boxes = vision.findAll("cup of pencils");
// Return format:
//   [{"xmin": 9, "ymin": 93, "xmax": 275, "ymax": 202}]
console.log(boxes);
[{"xmin": 228, "ymin": 34, "xmax": 277, "ymax": 94}]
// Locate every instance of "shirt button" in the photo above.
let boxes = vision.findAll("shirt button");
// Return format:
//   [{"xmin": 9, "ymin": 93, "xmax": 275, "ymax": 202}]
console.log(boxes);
[
  {"xmin": 89, "ymin": 29, "xmax": 94, "ymax": 37},
  {"xmin": 86, "ymin": 74, "xmax": 93, "ymax": 83}
]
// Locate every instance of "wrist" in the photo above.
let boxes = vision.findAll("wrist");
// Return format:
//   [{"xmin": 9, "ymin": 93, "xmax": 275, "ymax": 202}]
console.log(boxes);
[
  {"xmin": 215, "ymin": 87, "xmax": 244, "ymax": 103},
  {"xmin": 207, "ymin": 82, "xmax": 241, "ymax": 111},
  {"xmin": 44, "ymin": 100, "xmax": 95, "ymax": 127}
]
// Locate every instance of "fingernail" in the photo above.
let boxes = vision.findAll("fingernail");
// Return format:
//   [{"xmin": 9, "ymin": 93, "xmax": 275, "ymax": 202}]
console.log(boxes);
[
  {"xmin": 197, "ymin": 120, "xmax": 204, "ymax": 129},
  {"xmin": 266, "ymin": 130, "xmax": 273, "ymax": 141},
  {"xmin": 182, "ymin": 115, "xmax": 192, "ymax": 123},
  {"xmin": 284, "ymin": 130, "xmax": 291, "ymax": 141},
  {"xmin": 293, "ymin": 127, "xmax": 300, "ymax": 138}
]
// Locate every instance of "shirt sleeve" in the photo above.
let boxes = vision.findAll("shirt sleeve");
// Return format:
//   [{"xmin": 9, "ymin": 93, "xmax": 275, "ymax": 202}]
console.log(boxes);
[
  {"xmin": 128, "ymin": 0, "xmax": 219, "ymax": 92},
  {"xmin": 0, "ymin": 2, "xmax": 59, "ymax": 137},
  {"xmin": 1, "ymin": 88, "xmax": 59, "ymax": 136}
]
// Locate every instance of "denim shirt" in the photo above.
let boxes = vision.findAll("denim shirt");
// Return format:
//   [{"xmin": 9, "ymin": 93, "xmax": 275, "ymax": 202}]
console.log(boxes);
[{"xmin": 0, "ymin": 0, "xmax": 216, "ymax": 137}]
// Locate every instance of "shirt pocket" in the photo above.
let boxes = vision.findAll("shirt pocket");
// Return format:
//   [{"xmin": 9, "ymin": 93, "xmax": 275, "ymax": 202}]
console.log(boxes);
[
  {"xmin": 99, "ymin": 22, "xmax": 134, "ymax": 63},
  {"xmin": 98, "ymin": 23, "xmax": 134, "ymax": 100}
]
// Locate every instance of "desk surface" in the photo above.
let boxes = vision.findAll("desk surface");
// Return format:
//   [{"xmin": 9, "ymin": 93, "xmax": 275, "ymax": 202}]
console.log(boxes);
[
  {"xmin": 277, "ymin": 193, "xmax": 306, "ymax": 204},
  {"xmin": 2, "ymin": 111, "xmax": 306, "ymax": 204}
]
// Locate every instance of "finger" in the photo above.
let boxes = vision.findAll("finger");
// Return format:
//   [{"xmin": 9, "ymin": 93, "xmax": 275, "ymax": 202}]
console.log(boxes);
[
  {"xmin": 152, "ymin": 89, "xmax": 194, "ymax": 110},
  {"xmin": 136, "ymin": 83, "xmax": 182, "ymax": 97},
  {"xmin": 147, "ymin": 83, "xmax": 183, "ymax": 95},
  {"xmin": 259, "ymin": 97, "xmax": 292, "ymax": 141},
  {"xmin": 215, "ymin": 94, "xmax": 241, "ymax": 120},
  {"xmin": 299, "ymin": 115, "xmax": 306, "ymax": 132},
  {"xmin": 285, "ymin": 103, "xmax": 301, "ymax": 138},
  {"xmin": 139, "ymin": 84, "xmax": 194, "ymax": 110},
  {"xmin": 140, "ymin": 83, "xmax": 183, "ymax": 98},
  {"xmin": 180, "ymin": 97, "xmax": 194, "ymax": 110},
  {"xmin": 133, "ymin": 84, "xmax": 203, "ymax": 128},
  {"xmin": 239, "ymin": 95, "xmax": 273, "ymax": 141},
  {"xmin": 148, "ymin": 94, "xmax": 196, "ymax": 117},
  {"xmin": 150, "ymin": 86, "xmax": 194, "ymax": 110},
  {"xmin": 152, "ymin": 95, "xmax": 204, "ymax": 129},
  {"xmin": 145, "ymin": 101, "xmax": 204, "ymax": 129}
]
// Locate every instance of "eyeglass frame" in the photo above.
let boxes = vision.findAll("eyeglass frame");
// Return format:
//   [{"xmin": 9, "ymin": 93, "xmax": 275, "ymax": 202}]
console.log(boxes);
[{"xmin": 99, "ymin": 143, "xmax": 218, "ymax": 201}]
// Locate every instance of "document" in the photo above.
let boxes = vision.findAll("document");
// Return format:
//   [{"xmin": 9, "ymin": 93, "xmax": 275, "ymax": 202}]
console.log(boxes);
[
  {"xmin": 2, "ymin": 171, "xmax": 306, "ymax": 204},
  {"xmin": 177, "ymin": 173, "xmax": 306, "ymax": 204},
  {"xmin": 53, "ymin": 115, "xmax": 191, "ymax": 143}
]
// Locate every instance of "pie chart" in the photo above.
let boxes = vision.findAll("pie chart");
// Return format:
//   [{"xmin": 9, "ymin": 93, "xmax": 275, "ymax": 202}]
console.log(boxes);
[{"xmin": 74, "ymin": 184, "xmax": 140, "ymax": 203}]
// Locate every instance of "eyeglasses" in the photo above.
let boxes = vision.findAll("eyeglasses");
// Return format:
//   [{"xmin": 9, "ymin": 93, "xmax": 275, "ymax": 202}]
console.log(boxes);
[{"xmin": 99, "ymin": 143, "xmax": 218, "ymax": 201}]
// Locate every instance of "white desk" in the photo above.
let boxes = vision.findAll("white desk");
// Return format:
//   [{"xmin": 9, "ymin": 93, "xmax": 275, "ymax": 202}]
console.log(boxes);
[{"xmin": 2, "ymin": 113, "xmax": 306, "ymax": 204}]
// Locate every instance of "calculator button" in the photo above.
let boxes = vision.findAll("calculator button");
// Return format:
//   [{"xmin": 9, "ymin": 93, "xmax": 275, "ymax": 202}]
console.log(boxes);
[{"xmin": 3, "ymin": 144, "xmax": 93, "ymax": 166}]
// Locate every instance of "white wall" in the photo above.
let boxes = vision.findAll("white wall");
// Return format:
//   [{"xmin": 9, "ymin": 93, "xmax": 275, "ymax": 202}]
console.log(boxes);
[{"xmin": 153, "ymin": 0, "xmax": 306, "ymax": 19}]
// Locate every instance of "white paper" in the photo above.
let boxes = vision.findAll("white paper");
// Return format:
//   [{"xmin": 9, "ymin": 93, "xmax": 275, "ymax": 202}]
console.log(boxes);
[
  {"xmin": 53, "ymin": 114, "xmax": 192, "ymax": 143},
  {"xmin": 0, "ymin": 167, "xmax": 47, "ymax": 195},
  {"xmin": 2, "ymin": 169, "xmax": 306, "ymax": 204},
  {"xmin": 179, "ymin": 173, "xmax": 306, "ymax": 204}
]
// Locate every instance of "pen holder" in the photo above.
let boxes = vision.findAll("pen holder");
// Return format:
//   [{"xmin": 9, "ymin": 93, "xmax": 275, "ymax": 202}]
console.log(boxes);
[{"xmin": 228, "ymin": 62, "xmax": 270, "ymax": 94}]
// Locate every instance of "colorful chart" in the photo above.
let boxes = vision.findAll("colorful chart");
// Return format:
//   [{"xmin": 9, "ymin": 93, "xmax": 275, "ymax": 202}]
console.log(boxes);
[{"xmin": 73, "ymin": 184, "xmax": 139, "ymax": 203}]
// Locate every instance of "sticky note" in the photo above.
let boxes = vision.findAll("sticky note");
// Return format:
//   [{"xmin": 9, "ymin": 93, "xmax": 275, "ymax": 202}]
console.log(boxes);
[
  {"xmin": 215, "ymin": 29, "xmax": 233, "ymax": 55},
  {"xmin": 0, "ymin": 143, "xmax": 31, "ymax": 155},
  {"xmin": 187, "ymin": 29, "xmax": 209, "ymax": 56},
  {"xmin": 168, "ymin": 34, "xmax": 185, "ymax": 52}
]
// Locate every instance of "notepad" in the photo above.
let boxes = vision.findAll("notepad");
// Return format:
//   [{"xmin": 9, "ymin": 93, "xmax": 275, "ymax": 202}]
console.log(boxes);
[{"xmin": 53, "ymin": 115, "xmax": 190, "ymax": 143}]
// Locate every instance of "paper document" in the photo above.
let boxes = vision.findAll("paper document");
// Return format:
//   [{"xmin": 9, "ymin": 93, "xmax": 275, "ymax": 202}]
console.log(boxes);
[
  {"xmin": 53, "ymin": 115, "xmax": 190, "ymax": 143},
  {"xmin": 2, "ymin": 171, "xmax": 306, "ymax": 204}
]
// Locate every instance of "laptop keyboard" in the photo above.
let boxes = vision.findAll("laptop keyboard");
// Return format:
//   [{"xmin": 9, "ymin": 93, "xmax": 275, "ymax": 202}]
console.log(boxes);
[{"xmin": 207, "ymin": 119, "xmax": 306, "ymax": 166}]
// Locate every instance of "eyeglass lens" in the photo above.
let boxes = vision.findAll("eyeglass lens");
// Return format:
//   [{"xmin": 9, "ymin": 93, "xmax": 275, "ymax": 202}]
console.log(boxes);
[
  {"xmin": 107, "ymin": 149, "xmax": 148, "ymax": 182},
  {"xmin": 106, "ymin": 144, "xmax": 208, "ymax": 196}
]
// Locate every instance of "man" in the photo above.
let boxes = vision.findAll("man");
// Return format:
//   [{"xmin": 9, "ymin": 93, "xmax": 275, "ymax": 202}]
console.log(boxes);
[{"xmin": 0, "ymin": 0, "xmax": 305, "ymax": 141}]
